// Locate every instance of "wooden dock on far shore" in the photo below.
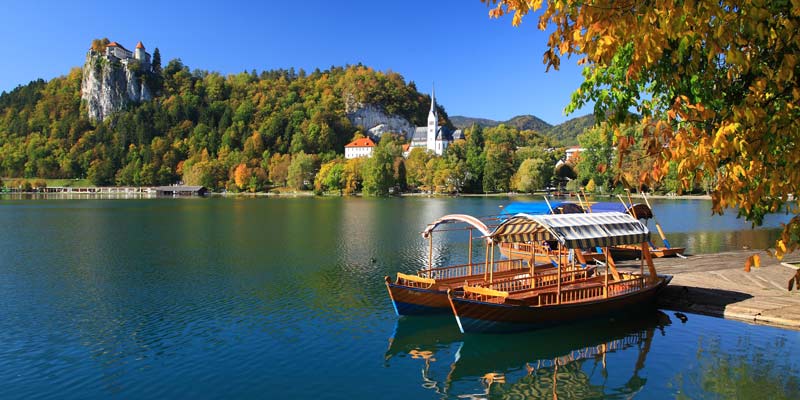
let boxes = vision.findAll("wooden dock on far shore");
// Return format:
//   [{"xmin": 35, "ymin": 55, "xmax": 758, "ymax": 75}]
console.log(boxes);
[{"xmin": 618, "ymin": 250, "xmax": 800, "ymax": 330}]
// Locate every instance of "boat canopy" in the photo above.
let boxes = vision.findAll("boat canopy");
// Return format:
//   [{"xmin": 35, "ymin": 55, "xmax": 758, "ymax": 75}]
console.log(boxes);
[
  {"xmin": 588, "ymin": 202, "xmax": 653, "ymax": 219},
  {"xmin": 422, "ymin": 214, "xmax": 493, "ymax": 241},
  {"xmin": 501, "ymin": 201, "xmax": 584, "ymax": 215},
  {"xmin": 489, "ymin": 212, "xmax": 650, "ymax": 249}
]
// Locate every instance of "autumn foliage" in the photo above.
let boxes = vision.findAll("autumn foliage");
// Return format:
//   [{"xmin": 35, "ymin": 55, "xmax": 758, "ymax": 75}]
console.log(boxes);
[{"xmin": 485, "ymin": 0, "xmax": 800, "ymax": 258}]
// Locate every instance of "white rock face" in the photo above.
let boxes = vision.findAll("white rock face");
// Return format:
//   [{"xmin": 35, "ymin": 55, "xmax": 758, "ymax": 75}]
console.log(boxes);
[
  {"xmin": 346, "ymin": 103, "xmax": 415, "ymax": 140},
  {"xmin": 81, "ymin": 53, "xmax": 152, "ymax": 122}
]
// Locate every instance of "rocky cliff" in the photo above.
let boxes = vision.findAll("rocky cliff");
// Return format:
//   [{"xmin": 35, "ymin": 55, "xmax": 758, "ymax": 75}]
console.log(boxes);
[
  {"xmin": 81, "ymin": 53, "xmax": 151, "ymax": 122},
  {"xmin": 345, "ymin": 103, "xmax": 415, "ymax": 139}
]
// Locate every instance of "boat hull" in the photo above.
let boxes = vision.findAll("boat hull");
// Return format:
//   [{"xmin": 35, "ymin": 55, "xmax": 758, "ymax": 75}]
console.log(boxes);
[
  {"xmin": 449, "ymin": 275, "xmax": 672, "ymax": 333},
  {"xmin": 385, "ymin": 280, "xmax": 451, "ymax": 316}
]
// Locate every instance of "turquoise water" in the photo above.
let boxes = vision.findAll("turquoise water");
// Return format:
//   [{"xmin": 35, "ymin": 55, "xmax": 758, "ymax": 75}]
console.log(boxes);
[{"xmin": 0, "ymin": 197, "xmax": 797, "ymax": 399}]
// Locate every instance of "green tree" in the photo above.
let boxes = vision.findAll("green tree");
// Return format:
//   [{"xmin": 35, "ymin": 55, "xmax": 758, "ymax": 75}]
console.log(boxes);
[
  {"xmin": 513, "ymin": 158, "xmax": 547, "ymax": 194},
  {"xmin": 576, "ymin": 124, "xmax": 616, "ymax": 192},
  {"xmin": 268, "ymin": 153, "xmax": 291, "ymax": 187},
  {"xmin": 315, "ymin": 158, "xmax": 346, "ymax": 194},
  {"xmin": 287, "ymin": 152, "xmax": 316, "ymax": 190},
  {"xmin": 343, "ymin": 157, "xmax": 364, "ymax": 195},
  {"xmin": 465, "ymin": 124, "xmax": 486, "ymax": 193},
  {"xmin": 87, "ymin": 159, "xmax": 115, "ymax": 186},
  {"xmin": 152, "ymin": 48, "xmax": 162, "ymax": 75},
  {"xmin": 362, "ymin": 138, "xmax": 399, "ymax": 196},
  {"xmin": 404, "ymin": 148, "xmax": 431, "ymax": 191}
]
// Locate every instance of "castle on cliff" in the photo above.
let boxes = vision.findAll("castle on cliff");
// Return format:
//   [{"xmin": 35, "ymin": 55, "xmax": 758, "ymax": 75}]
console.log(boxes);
[
  {"xmin": 81, "ymin": 40, "xmax": 154, "ymax": 121},
  {"xmin": 100, "ymin": 41, "xmax": 151, "ymax": 71}
]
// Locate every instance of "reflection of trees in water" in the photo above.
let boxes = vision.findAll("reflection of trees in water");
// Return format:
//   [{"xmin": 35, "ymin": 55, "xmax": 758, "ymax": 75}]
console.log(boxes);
[{"xmin": 670, "ymin": 336, "xmax": 800, "ymax": 399}]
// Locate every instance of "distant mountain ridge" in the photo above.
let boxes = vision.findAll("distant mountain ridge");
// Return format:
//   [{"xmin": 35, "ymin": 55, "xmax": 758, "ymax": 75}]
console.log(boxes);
[{"xmin": 450, "ymin": 113, "xmax": 595, "ymax": 145}]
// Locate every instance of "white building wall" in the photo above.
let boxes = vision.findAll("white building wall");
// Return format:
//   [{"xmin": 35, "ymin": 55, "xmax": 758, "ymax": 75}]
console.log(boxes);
[{"xmin": 345, "ymin": 146, "xmax": 374, "ymax": 159}]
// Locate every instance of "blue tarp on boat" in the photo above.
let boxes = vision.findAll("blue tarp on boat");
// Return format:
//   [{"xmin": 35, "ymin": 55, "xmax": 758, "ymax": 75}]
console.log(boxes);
[
  {"xmin": 588, "ymin": 202, "xmax": 653, "ymax": 219},
  {"xmin": 501, "ymin": 202, "xmax": 584, "ymax": 216},
  {"xmin": 589, "ymin": 202, "xmax": 629, "ymax": 214}
]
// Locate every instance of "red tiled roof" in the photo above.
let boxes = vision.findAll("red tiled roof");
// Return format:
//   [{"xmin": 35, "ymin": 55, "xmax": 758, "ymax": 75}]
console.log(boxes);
[
  {"xmin": 136, "ymin": 41, "xmax": 144, "ymax": 49},
  {"xmin": 106, "ymin": 41, "xmax": 130, "ymax": 51},
  {"xmin": 345, "ymin": 137, "xmax": 376, "ymax": 148}
]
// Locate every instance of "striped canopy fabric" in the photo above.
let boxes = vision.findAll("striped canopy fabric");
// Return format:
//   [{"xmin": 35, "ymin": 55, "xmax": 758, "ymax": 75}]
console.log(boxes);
[{"xmin": 490, "ymin": 212, "xmax": 650, "ymax": 249}]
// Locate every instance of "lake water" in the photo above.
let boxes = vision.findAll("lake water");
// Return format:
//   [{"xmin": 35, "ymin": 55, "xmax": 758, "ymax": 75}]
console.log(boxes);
[{"xmin": 0, "ymin": 197, "xmax": 798, "ymax": 399}]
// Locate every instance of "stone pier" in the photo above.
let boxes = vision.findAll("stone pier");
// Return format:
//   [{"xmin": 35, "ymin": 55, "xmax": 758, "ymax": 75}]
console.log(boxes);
[{"xmin": 619, "ymin": 250, "xmax": 800, "ymax": 330}]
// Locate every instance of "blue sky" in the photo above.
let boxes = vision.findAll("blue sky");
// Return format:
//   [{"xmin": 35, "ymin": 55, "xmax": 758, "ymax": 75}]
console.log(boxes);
[{"xmin": 0, "ymin": 0, "xmax": 590, "ymax": 124}]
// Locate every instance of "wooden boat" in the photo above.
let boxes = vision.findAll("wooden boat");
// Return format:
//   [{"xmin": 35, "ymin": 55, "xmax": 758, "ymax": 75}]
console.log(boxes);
[
  {"xmin": 589, "ymin": 197, "xmax": 686, "ymax": 258},
  {"xmin": 385, "ymin": 214, "xmax": 590, "ymax": 316},
  {"xmin": 447, "ymin": 212, "xmax": 673, "ymax": 333}
]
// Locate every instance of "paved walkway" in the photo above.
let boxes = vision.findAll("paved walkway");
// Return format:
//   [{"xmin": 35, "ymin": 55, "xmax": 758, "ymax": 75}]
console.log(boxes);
[{"xmin": 618, "ymin": 250, "xmax": 800, "ymax": 330}]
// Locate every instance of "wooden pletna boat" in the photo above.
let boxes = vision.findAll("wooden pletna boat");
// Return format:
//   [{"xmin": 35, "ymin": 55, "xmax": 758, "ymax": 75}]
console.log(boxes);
[
  {"xmin": 588, "ymin": 194, "xmax": 686, "ymax": 258},
  {"xmin": 385, "ymin": 214, "xmax": 593, "ymax": 316},
  {"xmin": 447, "ymin": 212, "xmax": 672, "ymax": 333}
]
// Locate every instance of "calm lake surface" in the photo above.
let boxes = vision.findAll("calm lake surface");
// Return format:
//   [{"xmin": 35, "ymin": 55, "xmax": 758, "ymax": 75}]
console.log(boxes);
[{"xmin": 1, "ymin": 197, "xmax": 798, "ymax": 399}]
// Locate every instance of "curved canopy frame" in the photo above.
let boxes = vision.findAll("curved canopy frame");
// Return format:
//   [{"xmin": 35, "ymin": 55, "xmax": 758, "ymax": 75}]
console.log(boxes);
[
  {"xmin": 421, "ymin": 214, "xmax": 493, "ymax": 242},
  {"xmin": 490, "ymin": 212, "xmax": 650, "ymax": 249}
]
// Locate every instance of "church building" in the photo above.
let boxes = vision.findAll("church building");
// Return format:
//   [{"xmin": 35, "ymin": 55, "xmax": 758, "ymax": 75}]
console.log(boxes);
[{"xmin": 407, "ymin": 86, "xmax": 462, "ymax": 156}]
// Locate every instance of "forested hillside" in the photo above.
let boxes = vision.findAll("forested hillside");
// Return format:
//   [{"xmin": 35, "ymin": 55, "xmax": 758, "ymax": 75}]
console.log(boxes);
[
  {"xmin": 1, "ymin": 48, "xmax": 567, "ymax": 195},
  {"xmin": 0, "ymin": 59, "xmax": 440, "ymax": 189}
]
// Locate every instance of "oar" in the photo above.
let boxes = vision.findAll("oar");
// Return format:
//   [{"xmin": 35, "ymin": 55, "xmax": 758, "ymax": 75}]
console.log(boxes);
[
  {"xmin": 642, "ymin": 192, "xmax": 671, "ymax": 249},
  {"xmin": 576, "ymin": 191, "xmax": 586, "ymax": 211},
  {"xmin": 580, "ymin": 189, "xmax": 593, "ymax": 212},
  {"xmin": 543, "ymin": 195, "xmax": 554, "ymax": 213},
  {"xmin": 616, "ymin": 194, "xmax": 632, "ymax": 217},
  {"xmin": 624, "ymin": 189, "xmax": 639, "ymax": 219},
  {"xmin": 642, "ymin": 192, "xmax": 687, "ymax": 258}
]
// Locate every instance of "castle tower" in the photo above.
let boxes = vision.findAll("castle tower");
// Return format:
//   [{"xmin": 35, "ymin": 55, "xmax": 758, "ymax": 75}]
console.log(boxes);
[
  {"xmin": 426, "ymin": 84, "xmax": 438, "ymax": 153},
  {"xmin": 134, "ymin": 41, "xmax": 151, "ymax": 70},
  {"xmin": 134, "ymin": 41, "xmax": 146, "ymax": 61}
]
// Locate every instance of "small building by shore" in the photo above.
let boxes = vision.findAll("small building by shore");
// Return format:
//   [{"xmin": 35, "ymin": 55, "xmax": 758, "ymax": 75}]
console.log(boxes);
[{"xmin": 155, "ymin": 186, "xmax": 207, "ymax": 196}]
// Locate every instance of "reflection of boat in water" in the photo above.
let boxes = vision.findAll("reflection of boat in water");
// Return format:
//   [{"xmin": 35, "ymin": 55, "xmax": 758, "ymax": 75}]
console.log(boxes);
[
  {"xmin": 449, "ymin": 212, "xmax": 672, "ymax": 333},
  {"xmin": 384, "ymin": 316, "xmax": 463, "ymax": 362},
  {"xmin": 387, "ymin": 309, "xmax": 672, "ymax": 399}
]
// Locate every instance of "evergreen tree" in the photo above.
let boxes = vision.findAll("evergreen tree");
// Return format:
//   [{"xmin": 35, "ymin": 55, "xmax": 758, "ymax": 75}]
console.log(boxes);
[{"xmin": 152, "ymin": 48, "xmax": 162, "ymax": 75}]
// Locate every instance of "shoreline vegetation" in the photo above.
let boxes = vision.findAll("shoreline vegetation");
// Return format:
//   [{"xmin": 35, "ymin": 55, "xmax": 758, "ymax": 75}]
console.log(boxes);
[{"xmin": 0, "ymin": 181, "xmax": 712, "ymax": 201}]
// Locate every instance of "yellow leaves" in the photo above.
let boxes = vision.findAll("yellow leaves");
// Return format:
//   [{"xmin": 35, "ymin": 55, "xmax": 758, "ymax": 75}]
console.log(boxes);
[
  {"xmin": 775, "ymin": 239, "xmax": 788, "ymax": 259},
  {"xmin": 485, "ymin": 0, "xmax": 800, "ymax": 257},
  {"xmin": 744, "ymin": 253, "xmax": 760, "ymax": 272},
  {"xmin": 778, "ymin": 54, "xmax": 797, "ymax": 82}
]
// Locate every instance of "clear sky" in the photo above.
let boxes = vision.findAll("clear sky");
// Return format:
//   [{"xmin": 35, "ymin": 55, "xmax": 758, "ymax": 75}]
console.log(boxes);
[{"xmin": 0, "ymin": 0, "xmax": 590, "ymax": 124}]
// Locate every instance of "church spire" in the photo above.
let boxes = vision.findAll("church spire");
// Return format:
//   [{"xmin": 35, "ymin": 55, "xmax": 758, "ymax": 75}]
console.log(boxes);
[{"xmin": 430, "ymin": 83, "xmax": 436, "ymax": 114}]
